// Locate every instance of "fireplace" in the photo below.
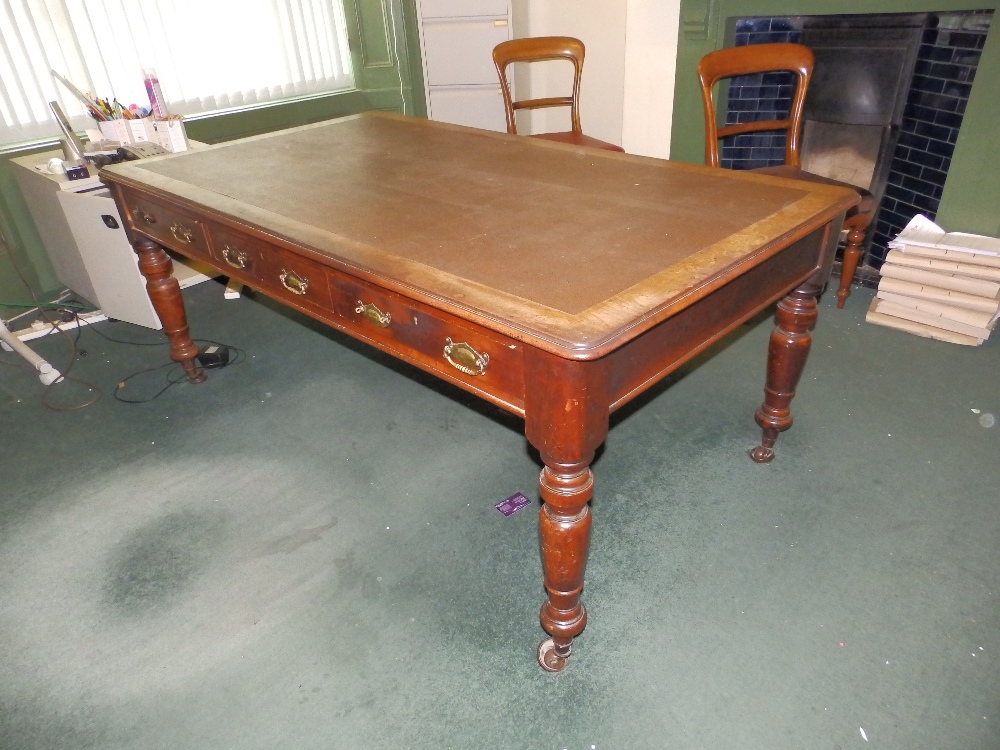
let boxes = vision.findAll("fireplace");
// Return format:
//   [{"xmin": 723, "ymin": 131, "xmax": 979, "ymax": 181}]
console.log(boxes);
[
  {"xmin": 798, "ymin": 13, "xmax": 927, "ymax": 231},
  {"xmin": 720, "ymin": 10, "xmax": 993, "ymax": 283}
]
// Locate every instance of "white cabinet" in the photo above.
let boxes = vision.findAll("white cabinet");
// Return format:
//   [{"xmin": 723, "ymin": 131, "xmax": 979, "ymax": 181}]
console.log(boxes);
[
  {"xmin": 415, "ymin": 0, "xmax": 511, "ymax": 132},
  {"xmin": 12, "ymin": 151, "xmax": 216, "ymax": 329}
]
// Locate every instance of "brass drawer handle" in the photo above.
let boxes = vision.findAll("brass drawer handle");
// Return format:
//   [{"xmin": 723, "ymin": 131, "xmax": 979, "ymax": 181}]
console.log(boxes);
[
  {"xmin": 279, "ymin": 269, "xmax": 308, "ymax": 295},
  {"xmin": 355, "ymin": 300, "xmax": 391, "ymax": 328},
  {"xmin": 222, "ymin": 245, "xmax": 248, "ymax": 269},
  {"xmin": 170, "ymin": 223, "xmax": 193, "ymax": 244},
  {"xmin": 443, "ymin": 337, "xmax": 489, "ymax": 376},
  {"xmin": 133, "ymin": 205, "xmax": 156, "ymax": 224}
]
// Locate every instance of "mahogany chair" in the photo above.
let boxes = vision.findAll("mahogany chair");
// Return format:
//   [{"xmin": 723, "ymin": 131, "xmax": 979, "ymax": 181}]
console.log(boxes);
[
  {"xmin": 697, "ymin": 43, "xmax": 875, "ymax": 308},
  {"xmin": 492, "ymin": 36, "xmax": 624, "ymax": 152}
]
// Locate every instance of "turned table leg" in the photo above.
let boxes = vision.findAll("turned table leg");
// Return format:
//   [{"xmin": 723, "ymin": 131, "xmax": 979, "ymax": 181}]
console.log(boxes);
[
  {"xmin": 750, "ymin": 282, "xmax": 819, "ymax": 463},
  {"xmin": 133, "ymin": 236, "xmax": 205, "ymax": 384},
  {"xmin": 536, "ymin": 454, "xmax": 593, "ymax": 672},
  {"xmin": 524, "ymin": 351, "xmax": 609, "ymax": 672},
  {"xmin": 835, "ymin": 212, "xmax": 872, "ymax": 309}
]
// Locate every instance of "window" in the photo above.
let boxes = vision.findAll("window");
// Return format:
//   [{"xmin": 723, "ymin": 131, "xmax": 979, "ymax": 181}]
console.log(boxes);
[{"xmin": 0, "ymin": 0, "xmax": 353, "ymax": 146}]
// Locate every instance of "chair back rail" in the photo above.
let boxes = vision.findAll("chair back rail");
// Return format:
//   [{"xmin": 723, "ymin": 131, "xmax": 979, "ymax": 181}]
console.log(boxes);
[
  {"xmin": 697, "ymin": 43, "xmax": 813, "ymax": 168},
  {"xmin": 493, "ymin": 36, "xmax": 585, "ymax": 135}
]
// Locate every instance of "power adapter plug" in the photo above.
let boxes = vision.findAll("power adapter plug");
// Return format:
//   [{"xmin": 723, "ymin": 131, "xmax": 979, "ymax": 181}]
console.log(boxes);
[{"xmin": 196, "ymin": 344, "xmax": 231, "ymax": 369}]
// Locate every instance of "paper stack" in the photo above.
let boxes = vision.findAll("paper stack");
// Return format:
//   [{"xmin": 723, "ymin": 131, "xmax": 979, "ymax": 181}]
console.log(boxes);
[{"xmin": 866, "ymin": 215, "xmax": 1000, "ymax": 346}]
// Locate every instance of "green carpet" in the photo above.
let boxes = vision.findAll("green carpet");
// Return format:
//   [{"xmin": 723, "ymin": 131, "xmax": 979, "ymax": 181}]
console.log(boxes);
[{"xmin": 1, "ymin": 281, "xmax": 997, "ymax": 749}]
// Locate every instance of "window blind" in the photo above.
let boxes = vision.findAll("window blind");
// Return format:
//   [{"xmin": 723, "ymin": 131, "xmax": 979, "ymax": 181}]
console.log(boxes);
[{"xmin": 0, "ymin": 0, "xmax": 353, "ymax": 146}]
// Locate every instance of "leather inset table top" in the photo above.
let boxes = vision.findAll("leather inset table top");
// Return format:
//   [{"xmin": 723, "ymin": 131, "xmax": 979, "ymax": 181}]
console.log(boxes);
[{"xmin": 105, "ymin": 113, "xmax": 856, "ymax": 352}]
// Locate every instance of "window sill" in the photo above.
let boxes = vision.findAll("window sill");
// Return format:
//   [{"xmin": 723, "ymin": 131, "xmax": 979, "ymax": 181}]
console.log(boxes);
[{"xmin": 1, "ymin": 87, "xmax": 369, "ymax": 156}]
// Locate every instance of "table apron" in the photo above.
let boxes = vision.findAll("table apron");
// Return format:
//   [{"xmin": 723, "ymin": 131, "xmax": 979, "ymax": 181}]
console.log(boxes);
[
  {"xmin": 113, "ymin": 185, "xmax": 833, "ymax": 424},
  {"xmin": 116, "ymin": 186, "xmax": 528, "ymax": 416},
  {"xmin": 607, "ymin": 226, "xmax": 827, "ymax": 411}
]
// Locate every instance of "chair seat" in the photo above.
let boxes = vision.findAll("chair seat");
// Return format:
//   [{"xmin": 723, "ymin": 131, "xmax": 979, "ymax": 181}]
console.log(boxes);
[
  {"xmin": 494, "ymin": 37, "xmax": 625, "ymax": 153},
  {"xmin": 751, "ymin": 165, "xmax": 876, "ymax": 216},
  {"xmin": 531, "ymin": 131, "xmax": 625, "ymax": 152}
]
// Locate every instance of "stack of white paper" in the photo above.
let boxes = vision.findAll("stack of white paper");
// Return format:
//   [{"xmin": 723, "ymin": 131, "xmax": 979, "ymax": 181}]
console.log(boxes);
[{"xmin": 866, "ymin": 215, "xmax": 1000, "ymax": 346}]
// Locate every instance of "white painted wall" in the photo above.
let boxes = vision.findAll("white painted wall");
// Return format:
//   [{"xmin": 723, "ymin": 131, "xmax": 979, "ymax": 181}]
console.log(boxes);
[
  {"xmin": 511, "ymin": 0, "xmax": 627, "ymax": 144},
  {"xmin": 622, "ymin": 0, "xmax": 682, "ymax": 158},
  {"xmin": 509, "ymin": 0, "xmax": 682, "ymax": 156}
]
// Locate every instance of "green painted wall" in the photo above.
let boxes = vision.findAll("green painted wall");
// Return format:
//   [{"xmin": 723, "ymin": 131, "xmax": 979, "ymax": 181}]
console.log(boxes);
[
  {"xmin": 0, "ymin": 0, "xmax": 425, "ymax": 321},
  {"xmin": 672, "ymin": 0, "xmax": 1000, "ymax": 237},
  {"xmin": 0, "ymin": 151, "xmax": 59, "ymax": 314}
]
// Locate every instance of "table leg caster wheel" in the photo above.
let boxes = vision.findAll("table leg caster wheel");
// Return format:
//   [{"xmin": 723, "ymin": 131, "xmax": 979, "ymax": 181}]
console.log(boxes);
[
  {"xmin": 537, "ymin": 638, "xmax": 570, "ymax": 673},
  {"xmin": 749, "ymin": 445, "xmax": 775, "ymax": 463}
]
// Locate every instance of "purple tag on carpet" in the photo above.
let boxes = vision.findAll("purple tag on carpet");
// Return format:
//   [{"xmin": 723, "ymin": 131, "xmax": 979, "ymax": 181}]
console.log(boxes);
[{"xmin": 495, "ymin": 492, "xmax": 531, "ymax": 516}]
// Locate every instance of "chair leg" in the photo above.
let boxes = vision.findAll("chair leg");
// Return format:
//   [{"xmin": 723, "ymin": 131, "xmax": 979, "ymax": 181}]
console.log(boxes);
[{"xmin": 835, "ymin": 214, "xmax": 871, "ymax": 309}]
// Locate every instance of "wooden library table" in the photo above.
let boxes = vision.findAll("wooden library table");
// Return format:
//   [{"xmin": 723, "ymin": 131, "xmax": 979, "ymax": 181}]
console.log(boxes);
[{"xmin": 101, "ymin": 113, "xmax": 857, "ymax": 672}]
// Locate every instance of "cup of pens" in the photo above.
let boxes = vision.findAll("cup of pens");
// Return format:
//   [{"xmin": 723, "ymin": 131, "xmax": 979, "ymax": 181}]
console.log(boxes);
[
  {"xmin": 52, "ymin": 68, "xmax": 188, "ymax": 153},
  {"xmin": 95, "ymin": 96, "xmax": 152, "ymax": 141}
]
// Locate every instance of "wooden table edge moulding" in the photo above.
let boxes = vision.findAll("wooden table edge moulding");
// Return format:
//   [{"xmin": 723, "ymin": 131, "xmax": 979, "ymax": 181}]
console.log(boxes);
[{"xmin": 100, "ymin": 112, "xmax": 858, "ymax": 672}]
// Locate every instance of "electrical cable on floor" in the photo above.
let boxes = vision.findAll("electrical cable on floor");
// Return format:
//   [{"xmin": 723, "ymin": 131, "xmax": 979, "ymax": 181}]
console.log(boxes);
[
  {"xmin": 0, "ymin": 249, "xmax": 103, "ymax": 411},
  {"xmin": 81, "ymin": 316, "xmax": 168, "ymax": 346},
  {"xmin": 1, "ymin": 248, "xmax": 247, "ymax": 407},
  {"xmin": 113, "ymin": 338, "xmax": 246, "ymax": 404},
  {"xmin": 72, "ymin": 308, "xmax": 246, "ymax": 363},
  {"xmin": 38, "ymin": 310, "xmax": 103, "ymax": 411},
  {"xmin": 0, "ymin": 299, "xmax": 96, "ymax": 311},
  {"xmin": 113, "ymin": 361, "xmax": 190, "ymax": 403}
]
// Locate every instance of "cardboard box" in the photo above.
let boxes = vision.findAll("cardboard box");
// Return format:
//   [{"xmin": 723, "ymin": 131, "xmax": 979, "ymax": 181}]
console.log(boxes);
[
  {"xmin": 98, "ymin": 119, "xmax": 130, "ymax": 144},
  {"xmin": 127, "ymin": 117, "xmax": 157, "ymax": 143},
  {"xmin": 155, "ymin": 118, "xmax": 188, "ymax": 152}
]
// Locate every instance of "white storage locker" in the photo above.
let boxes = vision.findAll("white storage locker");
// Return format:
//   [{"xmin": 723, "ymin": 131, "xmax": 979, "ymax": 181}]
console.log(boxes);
[
  {"xmin": 12, "ymin": 150, "xmax": 216, "ymax": 330},
  {"xmin": 422, "ymin": 20, "xmax": 511, "ymax": 86},
  {"xmin": 428, "ymin": 87, "xmax": 508, "ymax": 130},
  {"xmin": 415, "ymin": 0, "xmax": 512, "ymax": 132},
  {"xmin": 419, "ymin": 0, "xmax": 508, "ymax": 18}
]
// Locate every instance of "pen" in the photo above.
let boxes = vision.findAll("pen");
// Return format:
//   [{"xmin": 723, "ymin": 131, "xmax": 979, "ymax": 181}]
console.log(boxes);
[
  {"xmin": 83, "ymin": 95, "xmax": 109, "ymax": 121},
  {"xmin": 115, "ymin": 99, "xmax": 135, "ymax": 119}
]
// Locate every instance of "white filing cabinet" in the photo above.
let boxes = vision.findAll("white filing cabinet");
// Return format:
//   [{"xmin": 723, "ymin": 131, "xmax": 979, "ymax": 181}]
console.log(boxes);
[
  {"xmin": 415, "ymin": 0, "xmax": 512, "ymax": 132},
  {"xmin": 12, "ymin": 151, "xmax": 215, "ymax": 329}
]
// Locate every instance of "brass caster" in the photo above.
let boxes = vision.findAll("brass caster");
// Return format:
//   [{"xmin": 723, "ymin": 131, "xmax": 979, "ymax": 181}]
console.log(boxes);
[
  {"xmin": 537, "ymin": 638, "xmax": 570, "ymax": 673},
  {"xmin": 748, "ymin": 445, "xmax": 775, "ymax": 464}
]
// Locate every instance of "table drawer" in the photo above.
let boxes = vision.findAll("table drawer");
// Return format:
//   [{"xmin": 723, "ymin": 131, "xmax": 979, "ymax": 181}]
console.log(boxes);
[
  {"xmin": 207, "ymin": 225, "xmax": 265, "ymax": 281},
  {"xmin": 330, "ymin": 271, "xmax": 524, "ymax": 400},
  {"xmin": 254, "ymin": 246, "xmax": 333, "ymax": 311},
  {"xmin": 203, "ymin": 222, "xmax": 332, "ymax": 310},
  {"xmin": 125, "ymin": 195, "xmax": 212, "ymax": 261}
]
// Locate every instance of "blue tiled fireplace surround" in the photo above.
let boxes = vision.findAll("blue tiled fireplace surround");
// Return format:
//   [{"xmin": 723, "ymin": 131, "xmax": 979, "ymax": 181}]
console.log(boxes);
[{"xmin": 723, "ymin": 11, "xmax": 993, "ymax": 274}]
